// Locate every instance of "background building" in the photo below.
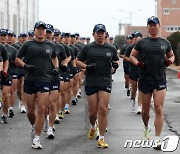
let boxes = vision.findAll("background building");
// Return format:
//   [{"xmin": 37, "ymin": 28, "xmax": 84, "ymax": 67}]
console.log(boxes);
[
  {"xmin": 156, "ymin": 0, "xmax": 180, "ymax": 38},
  {"xmin": 0, "ymin": 0, "xmax": 39, "ymax": 35}
]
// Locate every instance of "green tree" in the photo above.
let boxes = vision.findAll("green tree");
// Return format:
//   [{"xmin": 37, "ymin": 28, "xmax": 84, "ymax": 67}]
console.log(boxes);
[
  {"xmin": 167, "ymin": 32, "xmax": 180, "ymax": 66},
  {"xmin": 114, "ymin": 35, "xmax": 125, "ymax": 49}
]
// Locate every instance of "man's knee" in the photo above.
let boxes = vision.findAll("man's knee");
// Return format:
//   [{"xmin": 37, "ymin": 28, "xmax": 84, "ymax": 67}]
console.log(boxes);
[{"xmin": 98, "ymin": 106, "xmax": 108, "ymax": 116}]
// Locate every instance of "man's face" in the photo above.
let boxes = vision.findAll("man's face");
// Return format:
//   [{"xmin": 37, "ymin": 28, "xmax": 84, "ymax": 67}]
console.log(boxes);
[
  {"xmin": 71, "ymin": 36, "xmax": 76, "ymax": 44},
  {"xmin": 34, "ymin": 26, "xmax": 46, "ymax": 40},
  {"xmin": 8, "ymin": 35, "xmax": 14, "ymax": 44},
  {"xmin": 93, "ymin": 30, "xmax": 105, "ymax": 44},
  {"xmin": 64, "ymin": 36, "xmax": 71, "ymax": 44},
  {"xmin": 0, "ymin": 34, "xmax": 7, "ymax": 44},
  {"xmin": 54, "ymin": 34, "xmax": 61, "ymax": 43},
  {"xmin": 147, "ymin": 22, "xmax": 160, "ymax": 36},
  {"xmin": 46, "ymin": 31, "xmax": 54, "ymax": 41},
  {"xmin": 21, "ymin": 36, "xmax": 28, "ymax": 44}
]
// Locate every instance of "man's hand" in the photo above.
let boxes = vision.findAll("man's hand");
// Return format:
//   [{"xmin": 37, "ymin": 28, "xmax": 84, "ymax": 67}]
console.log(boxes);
[
  {"xmin": 52, "ymin": 68, "xmax": 59, "ymax": 76},
  {"xmin": 1, "ymin": 71, "xmax": 8, "ymax": 81},
  {"xmin": 112, "ymin": 61, "xmax": 119, "ymax": 69},
  {"xmin": 136, "ymin": 61, "xmax": 145, "ymax": 68},
  {"xmin": 59, "ymin": 64, "xmax": 67, "ymax": 72},
  {"xmin": 24, "ymin": 64, "xmax": 37, "ymax": 71},
  {"xmin": 86, "ymin": 63, "xmax": 96, "ymax": 71},
  {"xmin": 164, "ymin": 59, "xmax": 172, "ymax": 67}
]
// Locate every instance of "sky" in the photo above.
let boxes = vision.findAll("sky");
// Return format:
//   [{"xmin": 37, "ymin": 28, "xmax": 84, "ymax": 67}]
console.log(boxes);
[{"xmin": 39, "ymin": 0, "xmax": 155, "ymax": 38}]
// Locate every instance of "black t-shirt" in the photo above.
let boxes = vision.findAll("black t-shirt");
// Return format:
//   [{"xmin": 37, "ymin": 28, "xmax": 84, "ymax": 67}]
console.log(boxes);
[
  {"xmin": 17, "ymin": 39, "xmax": 56, "ymax": 82},
  {"xmin": 70, "ymin": 44, "xmax": 79, "ymax": 58},
  {"xmin": 120, "ymin": 44, "xmax": 130, "ymax": 67},
  {"xmin": 77, "ymin": 41, "xmax": 119, "ymax": 87},
  {"xmin": 0, "ymin": 43, "xmax": 8, "ymax": 62},
  {"xmin": 134, "ymin": 37, "xmax": 172, "ymax": 80},
  {"xmin": 125, "ymin": 44, "xmax": 140, "ymax": 74},
  {"xmin": 5, "ymin": 44, "xmax": 17, "ymax": 76},
  {"xmin": 12, "ymin": 43, "xmax": 21, "ymax": 51}
]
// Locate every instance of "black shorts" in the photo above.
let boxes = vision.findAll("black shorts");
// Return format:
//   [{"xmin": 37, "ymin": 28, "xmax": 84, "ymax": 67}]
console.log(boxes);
[
  {"xmin": 138, "ymin": 80, "xmax": 167, "ymax": 94},
  {"xmin": 2, "ymin": 79, "xmax": 12, "ymax": 87},
  {"xmin": 64, "ymin": 72, "xmax": 70, "ymax": 82},
  {"xmin": 24, "ymin": 80, "xmax": 50, "ymax": 94},
  {"xmin": 13, "ymin": 73, "xmax": 18, "ymax": 79},
  {"xmin": 129, "ymin": 68, "xmax": 140, "ymax": 81},
  {"xmin": 85, "ymin": 86, "xmax": 112, "ymax": 96},
  {"xmin": 123, "ymin": 65, "xmax": 129, "ymax": 75},
  {"xmin": 50, "ymin": 80, "xmax": 60, "ymax": 91},
  {"xmin": 17, "ymin": 67, "xmax": 25, "ymax": 79}
]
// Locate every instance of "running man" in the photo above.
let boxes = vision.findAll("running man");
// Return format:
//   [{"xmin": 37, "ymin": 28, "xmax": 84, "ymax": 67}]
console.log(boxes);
[
  {"xmin": 15, "ymin": 21, "xmax": 58, "ymax": 149},
  {"xmin": 130, "ymin": 16, "xmax": 175, "ymax": 150},
  {"xmin": 76, "ymin": 24, "xmax": 119, "ymax": 148}
]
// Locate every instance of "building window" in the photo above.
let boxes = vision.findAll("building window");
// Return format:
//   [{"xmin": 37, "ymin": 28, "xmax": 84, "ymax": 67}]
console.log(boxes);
[
  {"xmin": 164, "ymin": 8, "xmax": 169, "ymax": 15},
  {"xmin": 172, "ymin": 0, "xmax": 176, "ymax": 5},
  {"xmin": 166, "ymin": 26, "xmax": 180, "ymax": 32}
]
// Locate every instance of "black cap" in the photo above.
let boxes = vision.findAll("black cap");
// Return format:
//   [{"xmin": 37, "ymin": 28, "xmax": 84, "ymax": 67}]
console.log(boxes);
[
  {"xmin": 54, "ymin": 28, "xmax": 61, "ymax": 35},
  {"xmin": 28, "ymin": 30, "xmax": 34, "ymax": 36},
  {"xmin": 109, "ymin": 37, "xmax": 113, "ymax": 40},
  {"xmin": 86, "ymin": 37, "xmax": 90, "ymax": 40},
  {"xmin": 132, "ymin": 31, "xmax": 143, "ymax": 38},
  {"xmin": 75, "ymin": 33, "xmax": 79, "ymax": 37},
  {"xmin": 0, "ymin": 29, "xmax": 8, "ymax": 35},
  {"xmin": 93, "ymin": 24, "xmax": 106, "ymax": 32},
  {"xmin": 147, "ymin": 16, "xmax": 160, "ymax": 25},
  {"xmin": 20, "ymin": 32, "xmax": 28, "ymax": 37},
  {"xmin": 80, "ymin": 37, "xmax": 85, "ymax": 40},
  {"xmin": 71, "ymin": 34, "xmax": 77, "ymax": 38},
  {"xmin": 64, "ymin": 32, "xmax": 71, "ymax": 37},
  {"xmin": 46, "ymin": 24, "xmax": 54, "ymax": 33},
  {"xmin": 126, "ymin": 35, "xmax": 133, "ymax": 39},
  {"xmin": 7, "ymin": 30, "xmax": 14, "ymax": 36},
  {"xmin": 34, "ymin": 21, "xmax": 46, "ymax": 30}
]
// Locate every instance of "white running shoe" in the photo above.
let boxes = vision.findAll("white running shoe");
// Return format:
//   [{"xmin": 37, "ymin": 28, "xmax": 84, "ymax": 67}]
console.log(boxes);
[
  {"xmin": 20, "ymin": 105, "xmax": 26, "ymax": 113},
  {"xmin": 137, "ymin": 105, "xmax": 142, "ymax": 114},
  {"xmin": 31, "ymin": 129, "xmax": 35, "ymax": 141},
  {"xmin": 54, "ymin": 114, "xmax": 60, "ymax": 124},
  {"xmin": 131, "ymin": 100, "xmax": 136, "ymax": 112},
  {"xmin": 18, "ymin": 101, "xmax": 22, "ymax": 109},
  {"xmin": 32, "ymin": 137, "xmax": 42, "ymax": 149},
  {"xmin": 142, "ymin": 126, "xmax": 151, "ymax": 141},
  {"xmin": 46, "ymin": 128, "xmax": 54, "ymax": 139}
]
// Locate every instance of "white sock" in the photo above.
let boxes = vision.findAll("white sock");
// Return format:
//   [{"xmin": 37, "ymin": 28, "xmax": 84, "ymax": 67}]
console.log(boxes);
[
  {"xmin": 34, "ymin": 135, "xmax": 40, "ymax": 141},
  {"xmin": 91, "ymin": 124, "xmax": 96, "ymax": 130},
  {"xmin": 154, "ymin": 136, "xmax": 161, "ymax": 141},
  {"xmin": 9, "ymin": 107, "xmax": 13, "ymax": 110},
  {"xmin": 49, "ymin": 126, "xmax": 53, "ymax": 131},
  {"xmin": 145, "ymin": 125, "xmax": 150, "ymax": 130},
  {"xmin": 99, "ymin": 135, "xmax": 104, "ymax": 140},
  {"xmin": 65, "ymin": 104, "xmax": 69, "ymax": 108}
]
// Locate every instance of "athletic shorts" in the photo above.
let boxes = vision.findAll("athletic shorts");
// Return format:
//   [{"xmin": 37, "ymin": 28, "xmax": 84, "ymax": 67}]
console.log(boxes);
[
  {"xmin": 2, "ymin": 79, "xmax": 12, "ymax": 87},
  {"xmin": 123, "ymin": 65, "xmax": 129, "ymax": 75},
  {"xmin": 64, "ymin": 72, "xmax": 70, "ymax": 82},
  {"xmin": 24, "ymin": 80, "xmax": 50, "ymax": 94},
  {"xmin": 50, "ymin": 80, "xmax": 60, "ymax": 91},
  {"xmin": 138, "ymin": 80, "xmax": 167, "ymax": 94},
  {"xmin": 17, "ymin": 67, "xmax": 25, "ymax": 79},
  {"xmin": 129, "ymin": 68, "xmax": 140, "ymax": 81},
  {"xmin": 85, "ymin": 86, "xmax": 112, "ymax": 96},
  {"xmin": 13, "ymin": 73, "xmax": 18, "ymax": 79}
]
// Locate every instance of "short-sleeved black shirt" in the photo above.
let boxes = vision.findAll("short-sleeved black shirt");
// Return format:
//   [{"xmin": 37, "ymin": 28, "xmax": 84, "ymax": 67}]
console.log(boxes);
[
  {"xmin": 0, "ymin": 43, "xmax": 8, "ymax": 62},
  {"xmin": 17, "ymin": 39, "xmax": 56, "ymax": 83},
  {"xmin": 125, "ymin": 44, "xmax": 140, "ymax": 74},
  {"xmin": 5, "ymin": 44, "xmax": 17, "ymax": 76},
  {"xmin": 134, "ymin": 37, "xmax": 172, "ymax": 80},
  {"xmin": 77, "ymin": 41, "xmax": 119, "ymax": 87},
  {"xmin": 12, "ymin": 43, "xmax": 21, "ymax": 51},
  {"xmin": 120, "ymin": 44, "xmax": 130, "ymax": 67}
]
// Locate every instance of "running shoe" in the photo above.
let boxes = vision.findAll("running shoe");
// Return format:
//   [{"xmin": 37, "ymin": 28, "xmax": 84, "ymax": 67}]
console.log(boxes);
[
  {"xmin": 54, "ymin": 114, "xmax": 60, "ymax": 124},
  {"xmin": 8, "ymin": 109, "xmax": 15, "ymax": 118},
  {"xmin": 127, "ymin": 89, "xmax": 130, "ymax": 97},
  {"xmin": 20, "ymin": 105, "xmax": 26, "ymax": 113},
  {"xmin": 137, "ymin": 106, "xmax": 142, "ymax": 114},
  {"xmin": 46, "ymin": 128, "xmax": 54, "ymax": 139},
  {"xmin": 43, "ymin": 118, "xmax": 49, "ymax": 132},
  {"xmin": 142, "ymin": 127, "xmax": 151, "ymax": 141},
  {"xmin": 53, "ymin": 125, "xmax": 55, "ymax": 132},
  {"xmin": 97, "ymin": 139, "xmax": 108, "ymax": 149},
  {"xmin": 0, "ymin": 101, "xmax": 3, "ymax": 110},
  {"xmin": 1, "ymin": 115, "xmax": 7, "ymax": 124},
  {"xmin": 32, "ymin": 138, "xmax": 43, "ymax": 149},
  {"xmin": 153, "ymin": 140, "xmax": 161, "ymax": 150},
  {"xmin": 71, "ymin": 99, "xmax": 77, "ymax": 105},
  {"xmin": 31, "ymin": 129, "xmax": 35, "ymax": 141},
  {"xmin": 59, "ymin": 111, "xmax": 64, "ymax": 119},
  {"xmin": 88, "ymin": 128, "xmax": 96, "ymax": 140},
  {"xmin": 64, "ymin": 107, "xmax": 70, "ymax": 114}
]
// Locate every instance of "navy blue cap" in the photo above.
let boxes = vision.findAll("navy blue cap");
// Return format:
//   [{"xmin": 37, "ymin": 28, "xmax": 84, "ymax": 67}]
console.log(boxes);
[
  {"xmin": 86, "ymin": 37, "xmax": 90, "ymax": 40},
  {"xmin": 80, "ymin": 37, "xmax": 85, "ymax": 40},
  {"xmin": 71, "ymin": 34, "xmax": 77, "ymax": 38},
  {"xmin": 61, "ymin": 32, "xmax": 65, "ymax": 37},
  {"xmin": 7, "ymin": 30, "xmax": 14, "ymax": 36},
  {"xmin": 64, "ymin": 32, "xmax": 71, "ymax": 37},
  {"xmin": 34, "ymin": 21, "xmax": 46, "ymax": 30},
  {"xmin": 28, "ymin": 30, "xmax": 34, "ymax": 36},
  {"xmin": 132, "ymin": 31, "xmax": 143, "ymax": 38},
  {"xmin": 54, "ymin": 28, "xmax": 61, "ymax": 35},
  {"xmin": 147, "ymin": 16, "xmax": 160, "ymax": 25},
  {"xmin": 75, "ymin": 33, "xmax": 79, "ymax": 37},
  {"xmin": 46, "ymin": 24, "xmax": 54, "ymax": 33},
  {"xmin": 93, "ymin": 24, "xmax": 106, "ymax": 32},
  {"xmin": 126, "ymin": 35, "xmax": 133, "ymax": 39},
  {"xmin": 0, "ymin": 29, "xmax": 8, "ymax": 35},
  {"xmin": 105, "ymin": 32, "xmax": 109, "ymax": 37},
  {"xmin": 109, "ymin": 36, "xmax": 113, "ymax": 40},
  {"xmin": 20, "ymin": 32, "xmax": 27, "ymax": 37}
]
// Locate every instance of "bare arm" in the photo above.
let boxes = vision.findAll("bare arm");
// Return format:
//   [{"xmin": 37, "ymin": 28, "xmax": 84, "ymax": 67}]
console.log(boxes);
[
  {"xmin": 15, "ymin": 57, "xmax": 25, "ymax": 68},
  {"xmin": 3, "ymin": 60, "xmax": 8, "ymax": 73},
  {"xmin": 129, "ymin": 48, "xmax": 139, "ymax": 66},
  {"xmin": 123, "ymin": 55, "xmax": 130, "ymax": 62},
  {"xmin": 166, "ymin": 50, "xmax": 175, "ymax": 63},
  {"xmin": 52, "ymin": 57, "xmax": 59, "ymax": 68},
  {"xmin": 76, "ymin": 58, "xmax": 86, "ymax": 69}
]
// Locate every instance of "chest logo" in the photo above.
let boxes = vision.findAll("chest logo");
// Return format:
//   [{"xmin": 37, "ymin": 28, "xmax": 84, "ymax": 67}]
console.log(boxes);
[
  {"xmin": 46, "ymin": 49, "xmax": 51, "ymax": 54},
  {"xmin": 161, "ymin": 46, "xmax": 166, "ymax": 51},
  {"xmin": 106, "ymin": 52, "xmax": 111, "ymax": 57}
]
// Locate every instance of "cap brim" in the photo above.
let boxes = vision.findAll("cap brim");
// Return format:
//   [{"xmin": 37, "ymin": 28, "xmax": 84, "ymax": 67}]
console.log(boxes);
[
  {"xmin": 36, "ymin": 24, "xmax": 46, "ymax": 29},
  {"xmin": 94, "ymin": 28, "xmax": 106, "ymax": 32},
  {"xmin": 147, "ymin": 20, "xmax": 159, "ymax": 24}
]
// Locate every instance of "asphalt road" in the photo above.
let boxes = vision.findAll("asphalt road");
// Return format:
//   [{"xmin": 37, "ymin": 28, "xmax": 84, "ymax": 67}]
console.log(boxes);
[{"xmin": 0, "ymin": 65, "xmax": 179, "ymax": 154}]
